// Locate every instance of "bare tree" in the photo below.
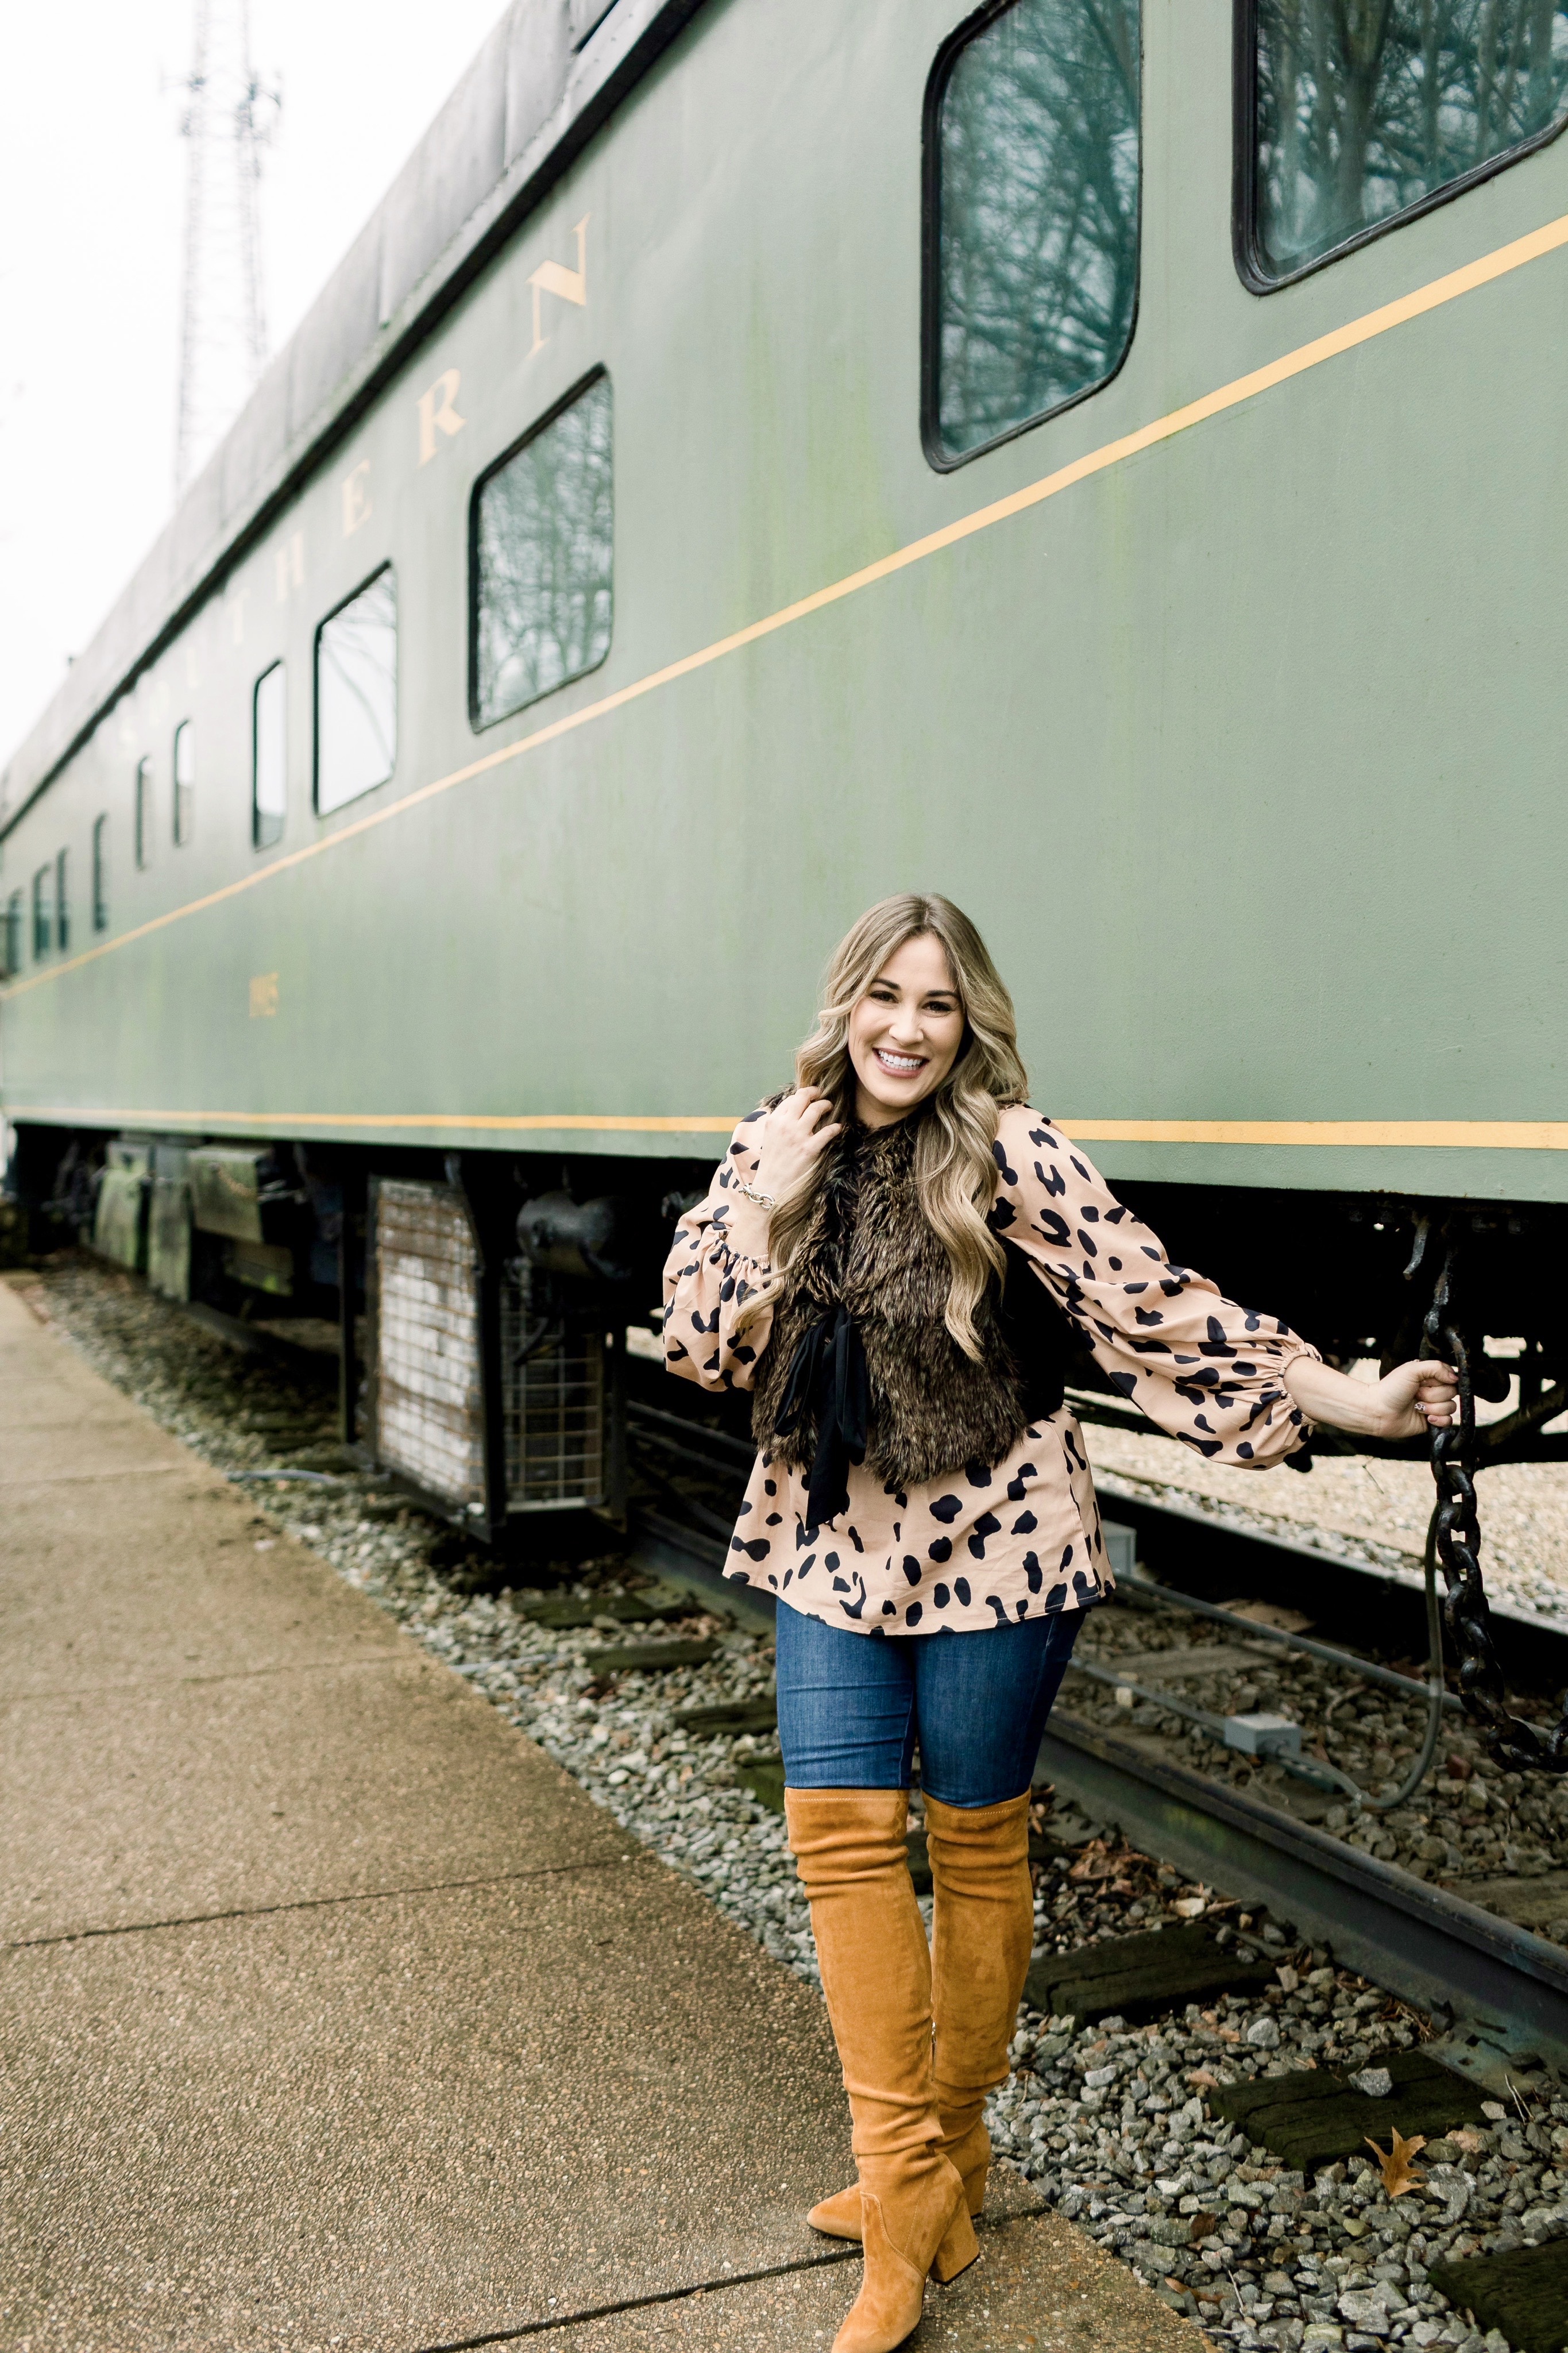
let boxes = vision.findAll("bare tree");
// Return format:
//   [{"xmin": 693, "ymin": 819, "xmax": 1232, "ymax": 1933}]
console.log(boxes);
[
  {"xmin": 1256, "ymin": 0, "xmax": 1568, "ymax": 272},
  {"xmin": 936, "ymin": 0, "xmax": 1141, "ymax": 457}
]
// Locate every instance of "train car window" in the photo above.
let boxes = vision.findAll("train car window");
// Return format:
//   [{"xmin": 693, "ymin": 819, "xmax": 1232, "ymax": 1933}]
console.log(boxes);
[
  {"xmin": 134, "ymin": 757, "xmax": 152, "ymax": 870},
  {"xmin": 2, "ymin": 890, "xmax": 21, "ymax": 979},
  {"xmin": 32, "ymin": 866, "xmax": 52, "ymax": 961},
  {"xmin": 924, "ymin": 0, "xmax": 1141, "ymax": 468},
  {"xmin": 55, "ymin": 848, "xmax": 70, "ymax": 955},
  {"xmin": 1241, "ymin": 1, "xmax": 1568, "ymax": 288},
  {"xmin": 470, "ymin": 369, "xmax": 613, "ymax": 730},
  {"xmin": 92, "ymin": 815, "xmax": 109, "ymax": 933},
  {"xmin": 173, "ymin": 721, "xmax": 195, "ymax": 845},
  {"xmin": 253, "ymin": 662, "xmax": 287, "ymax": 849},
  {"xmin": 316, "ymin": 568, "xmax": 397, "ymax": 813}
]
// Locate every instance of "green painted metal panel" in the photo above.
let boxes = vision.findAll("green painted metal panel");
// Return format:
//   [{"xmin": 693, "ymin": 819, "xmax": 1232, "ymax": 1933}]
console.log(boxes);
[{"xmin": 2, "ymin": 0, "xmax": 1567, "ymax": 1206}]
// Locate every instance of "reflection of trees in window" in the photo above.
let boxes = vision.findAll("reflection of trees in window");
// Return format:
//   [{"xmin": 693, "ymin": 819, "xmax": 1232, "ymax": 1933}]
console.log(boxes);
[
  {"xmin": 316, "ymin": 571, "xmax": 397, "ymax": 815},
  {"xmin": 173, "ymin": 722, "xmax": 195, "ymax": 847},
  {"xmin": 473, "ymin": 373, "xmax": 612, "ymax": 729},
  {"xmin": 253, "ymin": 664, "xmax": 287, "ymax": 849},
  {"xmin": 92, "ymin": 816, "xmax": 109, "ymax": 933},
  {"xmin": 932, "ymin": 0, "xmax": 1140, "ymax": 463},
  {"xmin": 1254, "ymin": 1, "xmax": 1568, "ymax": 279}
]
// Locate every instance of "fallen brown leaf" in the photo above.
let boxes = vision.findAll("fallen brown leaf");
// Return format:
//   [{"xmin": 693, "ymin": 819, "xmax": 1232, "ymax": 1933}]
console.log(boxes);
[{"xmin": 1365, "ymin": 2127, "xmax": 1427, "ymax": 2197}]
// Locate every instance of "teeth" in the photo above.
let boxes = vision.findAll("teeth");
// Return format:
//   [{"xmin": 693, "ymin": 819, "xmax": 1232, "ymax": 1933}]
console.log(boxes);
[{"xmin": 878, "ymin": 1052, "xmax": 921, "ymax": 1071}]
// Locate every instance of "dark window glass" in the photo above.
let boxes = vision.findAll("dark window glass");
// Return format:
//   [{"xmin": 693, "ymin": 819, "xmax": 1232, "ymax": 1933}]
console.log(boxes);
[
  {"xmin": 926, "ymin": 0, "xmax": 1141, "ymax": 466},
  {"xmin": 316, "ymin": 568, "xmax": 397, "ymax": 813},
  {"xmin": 92, "ymin": 815, "xmax": 109, "ymax": 932},
  {"xmin": 134, "ymin": 758, "xmax": 152, "ymax": 869},
  {"xmin": 55, "ymin": 848, "xmax": 70, "ymax": 955},
  {"xmin": 2, "ymin": 891, "xmax": 20, "ymax": 980},
  {"xmin": 1248, "ymin": 1, "xmax": 1568, "ymax": 284},
  {"xmin": 472, "ymin": 372, "xmax": 613, "ymax": 730},
  {"xmin": 253, "ymin": 662, "xmax": 287, "ymax": 849},
  {"xmin": 32, "ymin": 866, "xmax": 52, "ymax": 960},
  {"xmin": 173, "ymin": 721, "xmax": 195, "ymax": 845}
]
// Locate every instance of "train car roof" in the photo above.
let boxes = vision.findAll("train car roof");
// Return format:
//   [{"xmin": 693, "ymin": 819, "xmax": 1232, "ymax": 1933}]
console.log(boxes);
[{"xmin": 0, "ymin": 0, "xmax": 706, "ymax": 840}]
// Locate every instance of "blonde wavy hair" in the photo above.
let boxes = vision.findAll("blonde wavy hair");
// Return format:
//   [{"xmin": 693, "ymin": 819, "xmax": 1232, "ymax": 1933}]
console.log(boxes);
[{"xmin": 737, "ymin": 893, "xmax": 1028, "ymax": 1360}]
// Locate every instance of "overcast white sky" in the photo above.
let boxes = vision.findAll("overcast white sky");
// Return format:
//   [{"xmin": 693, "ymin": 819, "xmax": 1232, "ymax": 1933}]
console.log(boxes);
[{"xmin": 0, "ymin": 0, "xmax": 513, "ymax": 765}]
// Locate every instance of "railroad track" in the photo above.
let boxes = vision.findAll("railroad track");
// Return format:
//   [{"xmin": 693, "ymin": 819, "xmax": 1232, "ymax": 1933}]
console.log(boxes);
[{"xmin": 627, "ymin": 1394, "xmax": 1568, "ymax": 2086}]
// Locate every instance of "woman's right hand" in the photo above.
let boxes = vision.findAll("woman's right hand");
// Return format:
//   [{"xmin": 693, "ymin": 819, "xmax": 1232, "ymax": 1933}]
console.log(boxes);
[{"xmin": 752, "ymin": 1088, "xmax": 843, "ymax": 1201}]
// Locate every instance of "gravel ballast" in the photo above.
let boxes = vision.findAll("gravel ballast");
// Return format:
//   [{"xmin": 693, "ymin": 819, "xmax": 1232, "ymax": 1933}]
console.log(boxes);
[
  {"xmin": 1061, "ymin": 1603, "xmax": 1568, "ymax": 1935},
  {"xmin": 16, "ymin": 1255, "xmax": 1568, "ymax": 2353}
]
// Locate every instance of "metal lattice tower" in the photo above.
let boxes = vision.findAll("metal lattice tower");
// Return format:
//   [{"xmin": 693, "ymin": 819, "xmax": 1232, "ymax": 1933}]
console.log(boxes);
[{"xmin": 173, "ymin": 0, "xmax": 279, "ymax": 499}]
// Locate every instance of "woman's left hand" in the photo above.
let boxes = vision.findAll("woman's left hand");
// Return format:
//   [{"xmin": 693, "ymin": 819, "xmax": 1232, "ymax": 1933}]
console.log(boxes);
[
  {"xmin": 1284, "ymin": 1354, "xmax": 1458, "ymax": 1441},
  {"xmin": 1373, "ymin": 1357, "xmax": 1460, "ymax": 1441}
]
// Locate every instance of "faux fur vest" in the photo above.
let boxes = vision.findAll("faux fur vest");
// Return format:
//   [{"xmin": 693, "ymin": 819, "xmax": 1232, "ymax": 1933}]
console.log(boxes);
[{"xmin": 751, "ymin": 1113, "xmax": 1079, "ymax": 1496}]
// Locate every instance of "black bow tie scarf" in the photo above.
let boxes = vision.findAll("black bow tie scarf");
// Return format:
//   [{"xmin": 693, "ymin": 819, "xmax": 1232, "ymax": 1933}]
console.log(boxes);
[{"xmin": 774, "ymin": 1302, "xmax": 870, "ymax": 1529}]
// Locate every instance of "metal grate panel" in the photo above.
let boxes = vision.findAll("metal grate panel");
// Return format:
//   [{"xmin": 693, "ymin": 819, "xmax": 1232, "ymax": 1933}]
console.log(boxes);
[
  {"xmin": 501, "ymin": 1284, "xmax": 606, "ymax": 1511},
  {"xmin": 375, "ymin": 1181, "xmax": 485, "ymax": 1510}
]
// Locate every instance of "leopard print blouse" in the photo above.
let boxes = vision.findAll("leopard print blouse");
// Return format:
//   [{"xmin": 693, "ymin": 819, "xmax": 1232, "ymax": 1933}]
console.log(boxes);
[{"xmin": 661, "ymin": 1102, "xmax": 1319, "ymax": 1635}]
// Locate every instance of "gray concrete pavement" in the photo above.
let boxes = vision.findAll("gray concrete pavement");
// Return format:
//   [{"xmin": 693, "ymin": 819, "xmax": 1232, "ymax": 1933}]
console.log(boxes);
[
  {"xmin": 0, "ymin": 1276, "xmax": 1206, "ymax": 2352},
  {"xmin": 2, "ymin": 1862, "xmax": 851, "ymax": 2351},
  {"xmin": 523, "ymin": 2208, "xmax": 1207, "ymax": 2351}
]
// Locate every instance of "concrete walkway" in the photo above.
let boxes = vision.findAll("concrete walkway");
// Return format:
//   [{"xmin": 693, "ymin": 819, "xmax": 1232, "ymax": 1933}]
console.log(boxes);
[{"xmin": 0, "ymin": 1275, "xmax": 1204, "ymax": 2352}]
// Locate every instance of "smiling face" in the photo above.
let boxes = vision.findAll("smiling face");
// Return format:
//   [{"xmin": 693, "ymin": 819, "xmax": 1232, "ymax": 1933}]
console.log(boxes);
[{"xmin": 846, "ymin": 932, "xmax": 967, "ymax": 1129}]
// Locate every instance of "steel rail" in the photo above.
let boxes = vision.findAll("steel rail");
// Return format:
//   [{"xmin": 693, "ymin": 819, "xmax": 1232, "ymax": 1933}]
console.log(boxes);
[
  {"xmin": 630, "ymin": 1456, "xmax": 738, "ymax": 1544},
  {"xmin": 1091, "ymin": 1466, "xmax": 1433, "ymax": 1585},
  {"xmin": 627, "ymin": 1409, "xmax": 1468, "ymax": 1706},
  {"xmin": 628, "ymin": 1508, "xmax": 776, "ymax": 1631},
  {"xmin": 626, "ymin": 1404, "xmax": 1568, "ymax": 1686},
  {"xmin": 1038, "ymin": 1707, "xmax": 1568, "ymax": 2072},
  {"xmin": 636, "ymin": 1507, "xmax": 1568, "ymax": 2072},
  {"xmin": 1119, "ymin": 1565, "xmax": 1463, "ymax": 1712},
  {"xmin": 1086, "ymin": 1469, "xmax": 1568, "ymax": 1687},
  {"xmin": 626, "ymin": 1400, "xmax": 756, "ymax": 1469}
]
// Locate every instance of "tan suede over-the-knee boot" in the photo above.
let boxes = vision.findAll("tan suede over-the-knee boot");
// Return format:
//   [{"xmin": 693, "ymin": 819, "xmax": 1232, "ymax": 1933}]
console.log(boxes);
[
  {"xmin": 808, "ymin": 1789, "xmax": 1033, "ymax": 2250},
  {"xmin": 925, "ymin": 1789, "xmax": 1034, "ymax": 2209},
  {"xmin": 787, "ymin": 1788, "xmax": 977, "ymax": 2353}
]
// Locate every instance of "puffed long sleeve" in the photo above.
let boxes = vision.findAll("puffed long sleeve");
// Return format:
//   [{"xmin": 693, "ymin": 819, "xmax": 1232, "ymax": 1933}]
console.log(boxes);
[
  {"xmin": 662, "ymin": 1110, "xmax": 777, "ymax": 1394},
  {"xmin": 992, "ymin": 1104, "xmax": 1318, "ymax": 1467}
]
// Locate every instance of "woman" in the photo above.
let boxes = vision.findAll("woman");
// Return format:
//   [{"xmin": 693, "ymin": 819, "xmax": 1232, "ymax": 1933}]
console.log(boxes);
[{"xmin": 662, "ymin": 893, "xmax": 1454, "ymax": 2353}]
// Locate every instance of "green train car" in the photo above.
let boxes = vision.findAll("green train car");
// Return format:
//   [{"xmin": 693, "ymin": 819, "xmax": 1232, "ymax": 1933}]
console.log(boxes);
[{"xmin": 5, "ymin": 0, "xmax": 1568, "ymax": 1534}]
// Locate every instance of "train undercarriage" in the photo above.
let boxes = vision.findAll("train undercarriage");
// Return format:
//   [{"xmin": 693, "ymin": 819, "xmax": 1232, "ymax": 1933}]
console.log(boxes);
[{"xmin": 7, "ymin": 1121, "xmax": 1568, "ymax": 1554}]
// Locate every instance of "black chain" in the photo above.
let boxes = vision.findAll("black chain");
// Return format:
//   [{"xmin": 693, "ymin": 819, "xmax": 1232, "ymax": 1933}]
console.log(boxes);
[{"xmin": 1422, "ymin": 1243, "xmax": 1568, "ymax": 1773}]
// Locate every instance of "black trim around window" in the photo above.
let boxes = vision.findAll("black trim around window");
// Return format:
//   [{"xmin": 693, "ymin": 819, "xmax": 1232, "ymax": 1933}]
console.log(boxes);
[
  {"xmin": 920, "ymin": 0, "xmax": 1144, "ymax": 472},
  {"xmin": 92, "ymin": 813, "xmax": 109, "ymax": 933},
  {"xmin": 252, "ymin": 660, "xmax": 286, "ymax": 852},
  {"xmin": 1233, "ymin": 0, "xmax": 1568, "ymax": 296}
]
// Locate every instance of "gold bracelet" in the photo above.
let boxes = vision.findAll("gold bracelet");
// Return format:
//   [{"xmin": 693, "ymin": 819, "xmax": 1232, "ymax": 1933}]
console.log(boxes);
[{"xmin": 735, "ymin": 1179, "xmax": 777, "ymax": 1211}]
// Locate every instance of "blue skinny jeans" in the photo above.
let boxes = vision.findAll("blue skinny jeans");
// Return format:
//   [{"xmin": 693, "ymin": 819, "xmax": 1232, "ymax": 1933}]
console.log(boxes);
[{"xmin": 774, "ymin": 1600, "xmax": 1084, "ymax": 1808}]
